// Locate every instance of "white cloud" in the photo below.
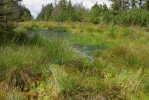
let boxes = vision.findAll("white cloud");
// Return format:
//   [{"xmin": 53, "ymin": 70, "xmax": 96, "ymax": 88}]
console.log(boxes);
[{"xmin": 21, "ymin": 0, "xmax": 112, "ymax": 18}]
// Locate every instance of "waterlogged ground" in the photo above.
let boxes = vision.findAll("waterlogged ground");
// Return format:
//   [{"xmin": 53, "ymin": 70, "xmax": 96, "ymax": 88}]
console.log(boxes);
[
  {"xmin": 1, "ymin": 22, "xmax": 149, "ymax": 100},
  {"xmin": 29, "ymin": 29, "xmax": 97, "ymax": 61}
]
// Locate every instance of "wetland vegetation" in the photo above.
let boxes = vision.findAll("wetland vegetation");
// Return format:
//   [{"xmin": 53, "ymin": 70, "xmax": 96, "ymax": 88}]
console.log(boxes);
[{"xmin": 0, "ymin": 0, "xmax": 149, "ymax": 100}]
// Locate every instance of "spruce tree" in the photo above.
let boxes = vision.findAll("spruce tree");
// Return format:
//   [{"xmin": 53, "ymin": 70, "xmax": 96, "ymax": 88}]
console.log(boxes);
[
  {"xmin": 87, "ymin": 3, "xmax": 102, "ymax": 24},
  {"xmin": 57, "ymin": 0, "xmax": 67, "ymax": 21},
  {"xmin": 0, "ymin": 0, "xmax": 22, "ymax": 44},
  {"xmin": 67, "ymin": 0, "xmax": 75, "ymax": 21},
  {"xmin": 110, "ymin": 0, "xmax": 121, "ymax": 11},
  {"xmin": 145, "ymin": 0, "xmax": 149, "ymax": 10}
]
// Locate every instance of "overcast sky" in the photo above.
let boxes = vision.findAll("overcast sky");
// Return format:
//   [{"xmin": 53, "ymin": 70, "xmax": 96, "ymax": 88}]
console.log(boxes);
[{"xmin": 21, "ymin": 0, "xmax": 112, "ymax": 18}]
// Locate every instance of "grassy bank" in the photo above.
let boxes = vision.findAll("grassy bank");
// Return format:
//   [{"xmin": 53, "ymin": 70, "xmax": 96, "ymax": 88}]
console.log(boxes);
[{"xmin": 0, "ymin": 22, "xmax": 148, "ymax": 100}]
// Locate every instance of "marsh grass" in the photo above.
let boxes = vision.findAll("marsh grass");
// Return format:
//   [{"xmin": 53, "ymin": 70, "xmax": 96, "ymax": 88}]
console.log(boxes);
[
  {"xmin": 120, "ymin": 28, "xmax": 131, "ymax": 37},
  {"xmin": 0, "ymin": 22, "xmax": 149, "ymax": 100},
  {"xmin": 146, "ymin": 25, "xmax": 149, "ymax": 32},
  {"xmin": 6, "ymin": 91, "xmax": 26, "ymax": 100},
  {"xmin": 45, "ymin": 37, "xmax": 76, "ymax": 65},
  {"xmin": 14, "ymin": 25, "xmax": 29, "ymax": 35},
  {"xmin": 50, "ymin": 65, "xmax": 79, "ymax": 98},
  {"xmin": 44, "ymin": 64, "xmax": 106, "ymax": 100},
  {"xmin": 0, "ymin": 45, "xmax": 46, "ymax": 92},
  {"xmin": 0, "ymin": 33, "xmax": 84, "ymax": 99}
]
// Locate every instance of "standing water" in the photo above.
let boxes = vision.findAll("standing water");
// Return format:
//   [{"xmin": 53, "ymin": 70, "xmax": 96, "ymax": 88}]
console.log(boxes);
[{"xmin": 29, "ymin": 30, "xmax": 95, "ymax": 61}]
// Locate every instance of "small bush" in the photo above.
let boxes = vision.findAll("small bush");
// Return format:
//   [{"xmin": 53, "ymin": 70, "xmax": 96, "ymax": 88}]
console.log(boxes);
[{"xmin": 108, "ymin": 22, "xmax": 117, "ymax": 38}]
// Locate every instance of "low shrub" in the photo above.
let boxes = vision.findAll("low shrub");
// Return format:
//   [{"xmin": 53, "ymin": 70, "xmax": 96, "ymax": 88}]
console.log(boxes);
[{"xmin": 108, "ymin": 22, "xmax": 117, "ymax": 38}]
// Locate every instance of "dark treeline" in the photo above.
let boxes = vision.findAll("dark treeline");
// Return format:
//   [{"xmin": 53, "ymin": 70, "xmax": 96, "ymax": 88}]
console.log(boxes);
[
  {"xmin": 0, "ymin": 0, "xmax": 32, "ymax": 22},
  {"xmin": 37, "ymin": 0, "xmax": 88, "ymax": 22},
  {"xmin": 37, "ymin": 0, "xmax": 149, "ymax": 26},
  {"xmin": 0, "ymin": 0, "xmax": 32, "ymax": 43}
]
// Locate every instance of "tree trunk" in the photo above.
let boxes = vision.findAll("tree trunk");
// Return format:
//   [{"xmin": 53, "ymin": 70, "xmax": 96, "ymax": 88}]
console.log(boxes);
[{"xmin": 121, "ymin": 0, "xmax": 125, "ymax": 10}]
